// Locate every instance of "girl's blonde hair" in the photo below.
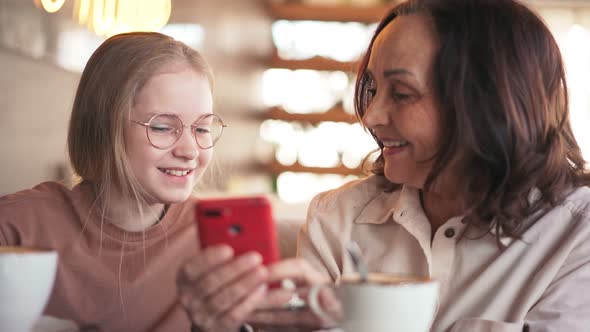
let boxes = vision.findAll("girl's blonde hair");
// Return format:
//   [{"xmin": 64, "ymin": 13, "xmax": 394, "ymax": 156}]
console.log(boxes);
[{"xmin": 68, "ymin": 32, "xmax": 214, "ymax": 213}]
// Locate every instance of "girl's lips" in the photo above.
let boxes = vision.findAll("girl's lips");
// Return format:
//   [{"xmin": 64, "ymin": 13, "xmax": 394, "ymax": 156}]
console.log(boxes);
[
  {"xmin": 158, "ymin": 169, "xmax": 194, "ymax": 186},
  {"xmin": 158, "ymin": 168, "xmax": 194, "ymax": 181}
]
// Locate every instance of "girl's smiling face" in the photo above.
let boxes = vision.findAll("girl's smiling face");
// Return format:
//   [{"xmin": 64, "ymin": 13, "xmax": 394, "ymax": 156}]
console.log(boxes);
[{"xmin": 125, "ymin": 65, "xmax": 214, "ymax": 204}]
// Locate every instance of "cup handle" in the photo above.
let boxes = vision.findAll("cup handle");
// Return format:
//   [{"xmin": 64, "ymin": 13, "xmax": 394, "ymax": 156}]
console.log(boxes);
[{"xmin": 307, "ymin": 283, "xmax": 338, "ymax": 324}]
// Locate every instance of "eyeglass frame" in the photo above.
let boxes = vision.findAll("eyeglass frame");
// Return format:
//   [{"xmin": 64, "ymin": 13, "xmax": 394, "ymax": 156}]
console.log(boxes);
[{"xmin": 130, "ymin": 112, "xmax": 227, "ymax": 150}]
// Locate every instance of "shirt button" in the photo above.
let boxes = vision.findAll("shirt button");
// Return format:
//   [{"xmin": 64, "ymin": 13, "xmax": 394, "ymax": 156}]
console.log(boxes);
[{"xmin": 445, "ymin": 228, "xmax": 456, "ymax": 238}]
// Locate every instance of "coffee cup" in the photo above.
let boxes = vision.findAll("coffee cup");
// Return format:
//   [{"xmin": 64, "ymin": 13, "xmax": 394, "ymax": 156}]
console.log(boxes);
[
  {"xmin": 308, "ymin": 273, "xmax": 438, "ymax": 332},
  {"xmin": 0, "ymin": 246, "xmax": 58, "ymax": 332}
]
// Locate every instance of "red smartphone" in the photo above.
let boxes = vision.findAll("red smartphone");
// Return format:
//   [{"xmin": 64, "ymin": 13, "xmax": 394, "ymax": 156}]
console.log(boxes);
[{"xmin": 195, "ymin": 196, "xmax": 280, "ymax": 265}]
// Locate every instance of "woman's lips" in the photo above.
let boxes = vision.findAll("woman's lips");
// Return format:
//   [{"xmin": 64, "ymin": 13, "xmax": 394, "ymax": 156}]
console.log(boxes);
[{"xmin": 383, "ymin": 145, "xmax": 409, "ymax": 156}]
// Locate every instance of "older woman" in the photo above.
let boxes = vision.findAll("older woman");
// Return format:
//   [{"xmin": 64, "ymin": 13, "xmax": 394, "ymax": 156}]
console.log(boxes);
[{"xmin": 181, "ymin": 0, "xmax": 590, "ymax": 331}]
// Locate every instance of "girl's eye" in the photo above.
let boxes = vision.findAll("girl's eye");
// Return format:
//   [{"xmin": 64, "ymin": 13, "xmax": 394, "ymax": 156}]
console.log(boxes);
[
  {"xmin": 149, "ymin": 125, "xmax": 175, "ymax": 134},
  {"xmin": 194, "ymin": 127, "xmax": 210, "ymax": 135}
]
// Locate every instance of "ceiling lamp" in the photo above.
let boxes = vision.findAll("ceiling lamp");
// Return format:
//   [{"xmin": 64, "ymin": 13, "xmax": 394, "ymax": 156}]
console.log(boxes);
[
  {"xmin": 37, "ymin": 0, "xmax": 66, "ymax": 13},
  {"xmin": 36, "ymin": 0, "xmax": 172, "ymax": 37}
]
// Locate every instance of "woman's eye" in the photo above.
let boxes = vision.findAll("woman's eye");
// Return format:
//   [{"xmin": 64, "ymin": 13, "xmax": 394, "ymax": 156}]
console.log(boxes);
[
  {"xmin": 364, "ymin": 88, "xmax": 376, "ymax": 106},
  {"xmin": 392, "ymin": 92, "xmax": 413, "ymax": 103},
  {"xmin": 364, "ymin": 73, "xmax": 377, "ymax": 105},
  {"xmin": 394, "ymin": 93, "xmax": 410, "ymax": 100}
]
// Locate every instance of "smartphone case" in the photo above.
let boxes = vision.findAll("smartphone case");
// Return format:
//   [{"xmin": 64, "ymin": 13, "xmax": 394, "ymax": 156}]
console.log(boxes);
[{"xmin": 195, "ymin": 196, "xmax": 280, "ymax": 265}]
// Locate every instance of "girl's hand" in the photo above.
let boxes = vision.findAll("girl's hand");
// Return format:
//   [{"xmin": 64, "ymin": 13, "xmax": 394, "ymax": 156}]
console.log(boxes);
[{"xmin": 177, "ymin": 245, "xmax": 268, "ymax": 332}]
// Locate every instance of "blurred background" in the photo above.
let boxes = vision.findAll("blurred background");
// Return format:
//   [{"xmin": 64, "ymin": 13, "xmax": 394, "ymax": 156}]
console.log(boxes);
[{"xmin": 1, "ymin": 0, "xmax": 590, "ymax": 222}]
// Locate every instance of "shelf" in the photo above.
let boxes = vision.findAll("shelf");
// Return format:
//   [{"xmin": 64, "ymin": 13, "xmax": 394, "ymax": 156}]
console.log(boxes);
[
  {"xmin": 262, "ymin": 1, "xmax": 387, "ymax": 179},
  {"xmin": 270, "ymin": 51, "xmax": 359, "ymax": 72},
  {"xmin": 267, "ymin": 160, "xmax": 364, "ymax": 176},
  {"xmin": 262, "ymin": 104, "xmax": 358, "ymax": 125},
  {"xmin": 266, "ymin": 2, "xmax": 394, "ymax": 23}
]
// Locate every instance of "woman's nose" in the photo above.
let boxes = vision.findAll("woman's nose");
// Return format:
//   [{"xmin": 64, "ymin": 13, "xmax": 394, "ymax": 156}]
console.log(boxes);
[{"xmin": 361, "ymin": 98, "xmax": 390, "ymax": 130}]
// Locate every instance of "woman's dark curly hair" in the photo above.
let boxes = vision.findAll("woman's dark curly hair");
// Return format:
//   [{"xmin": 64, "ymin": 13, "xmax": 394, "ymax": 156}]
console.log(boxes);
[{"xmin": 356, "ymin": 0, "xmax": 590, "ymax": 238}]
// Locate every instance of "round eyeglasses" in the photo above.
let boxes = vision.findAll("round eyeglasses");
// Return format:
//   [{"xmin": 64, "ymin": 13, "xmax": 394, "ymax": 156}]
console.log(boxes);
[{"xmin": 131, "ymin": 113, "xmax": 227, "ymax": 149}]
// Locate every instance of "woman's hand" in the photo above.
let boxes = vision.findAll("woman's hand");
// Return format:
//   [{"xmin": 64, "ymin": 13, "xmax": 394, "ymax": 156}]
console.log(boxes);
[
  {"xmin": 177, "ymin": 245, "xmax": 269, "ymax": 332},
  {"xmin": 247, "ymin": 258, "xmax": 340, "ymax": 331}
]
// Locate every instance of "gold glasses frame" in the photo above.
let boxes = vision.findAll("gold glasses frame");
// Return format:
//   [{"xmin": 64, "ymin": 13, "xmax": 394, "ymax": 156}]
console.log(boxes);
[{"xmin": 131, "ymin": 113, "xmax": 227, "ymax": 150}]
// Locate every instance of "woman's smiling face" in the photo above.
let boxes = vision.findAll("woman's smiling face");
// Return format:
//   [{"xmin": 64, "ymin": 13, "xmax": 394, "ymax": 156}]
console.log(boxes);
[{"xmin": 362, "ymin": 14, "xmax": 443, "ymax": 189}]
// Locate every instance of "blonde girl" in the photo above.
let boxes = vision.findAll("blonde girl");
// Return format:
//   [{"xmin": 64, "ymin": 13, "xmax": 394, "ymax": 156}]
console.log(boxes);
[{"xmin": 0, "ymin": 32, "xmax": 225, "ymax": 331}]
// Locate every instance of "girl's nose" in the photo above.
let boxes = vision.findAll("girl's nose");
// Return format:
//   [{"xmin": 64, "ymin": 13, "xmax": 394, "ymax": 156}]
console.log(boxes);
[{"xmin": 172, "ymin": 128, "xmax": 199, "ymax": 160}]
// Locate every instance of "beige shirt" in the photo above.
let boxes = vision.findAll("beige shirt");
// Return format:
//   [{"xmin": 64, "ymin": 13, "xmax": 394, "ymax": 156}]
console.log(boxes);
[
  {"xmin": 297, "ymin": 176, "xmax": 590, "ymax": 332},
  {"xmin": 0, "ymin": 182, "xmax": 197, "ymax": 332}
]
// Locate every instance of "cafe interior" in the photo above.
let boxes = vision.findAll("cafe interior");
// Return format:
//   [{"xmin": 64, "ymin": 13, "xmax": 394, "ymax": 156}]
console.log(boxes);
[{"xmin": 1, "ymin": 0, "xmax": 590, "ymax": 241}]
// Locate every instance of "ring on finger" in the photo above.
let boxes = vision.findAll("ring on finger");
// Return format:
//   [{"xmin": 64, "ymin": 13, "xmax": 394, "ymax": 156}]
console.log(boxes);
[{"xmin": 282, "ymin": 292, "xmax": 307, "ymax": 311}]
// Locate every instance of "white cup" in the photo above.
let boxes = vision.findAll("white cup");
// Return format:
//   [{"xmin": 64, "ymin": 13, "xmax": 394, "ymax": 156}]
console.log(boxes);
[
  {"xmin": 308, "ymin": 273, "xmax": 439, "ymax": 332},
  {"xmin": 0, "ymin": 246, "xmax": 58, "ymax": 332}
]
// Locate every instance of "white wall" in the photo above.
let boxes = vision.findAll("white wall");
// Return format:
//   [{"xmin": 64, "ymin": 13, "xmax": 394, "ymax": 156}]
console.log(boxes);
[{"xmin": 0, "ymin": 50, "xmax": 79, "ymax": 195}]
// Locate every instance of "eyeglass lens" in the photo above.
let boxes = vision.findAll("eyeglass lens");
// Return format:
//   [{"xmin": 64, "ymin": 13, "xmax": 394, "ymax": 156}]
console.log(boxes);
[{"xmin": 146, "ymin": 114, "xmax": 223, "ymax": 149}]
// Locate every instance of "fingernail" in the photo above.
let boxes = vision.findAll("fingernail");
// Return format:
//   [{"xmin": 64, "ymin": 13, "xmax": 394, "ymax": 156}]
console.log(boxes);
[
  {"xmin": 257, "ymin": 284, "xmax": 268, "ymax": 294},
  {"xmin": 219, "ymin": 245, "xmax": 234, "ymax": 257},
  {"xmin": 256, "ymin": 265, "xmax": 269, "ymax": 279},
  {"xmin": 246, "ymin": 252, "xmax": 263, "ymax": 265}
]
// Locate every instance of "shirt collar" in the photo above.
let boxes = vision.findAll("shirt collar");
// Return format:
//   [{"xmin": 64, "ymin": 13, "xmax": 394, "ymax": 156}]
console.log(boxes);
[
  {"xmin": 353, "ymin": 185, "xmax": 541, "ymax": 243},
  {"xmin": 354, "ymin": 185, "xmax": 423, "ymax": 225}
]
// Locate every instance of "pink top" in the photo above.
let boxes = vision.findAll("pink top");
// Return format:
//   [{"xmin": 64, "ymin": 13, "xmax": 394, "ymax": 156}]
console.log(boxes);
[{"xmin": 0, "ymin": 182, "xmax": 197, "ymax": 332}]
